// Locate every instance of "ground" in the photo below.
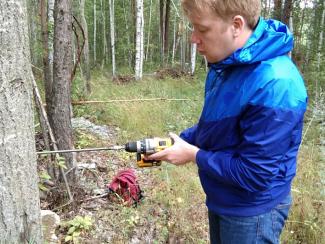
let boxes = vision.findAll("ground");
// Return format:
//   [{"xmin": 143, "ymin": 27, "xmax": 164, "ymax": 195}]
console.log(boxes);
[{"xmin": 36, "ymin": 117, "xmax": 209, "ymax": 243}]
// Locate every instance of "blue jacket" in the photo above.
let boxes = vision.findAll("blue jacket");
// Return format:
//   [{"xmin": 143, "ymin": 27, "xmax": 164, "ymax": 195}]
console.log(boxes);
[{"xmin": 180, "ymin": 18, "xmax": 308, "ymax": 216}]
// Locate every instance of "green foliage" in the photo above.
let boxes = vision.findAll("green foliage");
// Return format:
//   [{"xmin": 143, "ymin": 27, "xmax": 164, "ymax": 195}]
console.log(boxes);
[
  {"xmin": 57, "ymin": 156, "xmax": 67, "ymax": 170},
  {"xmin": 38, "ymin": 171, "xmax": 51, "ymax": 192},
  {"xmin": 64, "ymin": 215, "xmax": 93, "ymax": 243}
]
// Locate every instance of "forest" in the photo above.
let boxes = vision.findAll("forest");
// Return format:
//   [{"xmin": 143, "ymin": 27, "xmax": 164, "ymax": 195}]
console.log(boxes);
[{"xmin": 0, "ymin": 0, "xmax": 324, "ymax": 243}]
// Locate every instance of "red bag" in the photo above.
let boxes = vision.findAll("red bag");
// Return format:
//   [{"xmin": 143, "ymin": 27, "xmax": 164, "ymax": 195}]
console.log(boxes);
[{"xmin": 108, "ymin": 169, "xmax": 142, "ymax": 206}]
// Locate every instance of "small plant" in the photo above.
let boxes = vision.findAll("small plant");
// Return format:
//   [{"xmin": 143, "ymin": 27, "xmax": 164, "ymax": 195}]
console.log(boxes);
[
  {"xmin": 57, "ymin": 156, "xmax": 67, "ymax": 170},
  {"xmin": 64, "ymin": 215, "xmax": 93, "ymax": 243},
  {"xmin": 38, "ymin": 171, "xmax": 51, "ymax": 192}
]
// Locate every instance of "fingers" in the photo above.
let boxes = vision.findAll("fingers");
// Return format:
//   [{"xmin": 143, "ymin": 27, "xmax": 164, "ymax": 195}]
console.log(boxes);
[{"xmin": 146, "ymin": 149, "xmax": 169, "ymax": 161}]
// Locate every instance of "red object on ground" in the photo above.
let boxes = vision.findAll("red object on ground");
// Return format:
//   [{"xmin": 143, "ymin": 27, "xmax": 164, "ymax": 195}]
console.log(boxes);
[{"xmin": 108, "ymin": 169, "xmax": 142, "ymax": 205}]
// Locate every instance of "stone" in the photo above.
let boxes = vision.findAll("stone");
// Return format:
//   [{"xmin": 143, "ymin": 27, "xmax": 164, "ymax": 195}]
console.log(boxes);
[{"xmin": 41, "ymin": 210, "xmax": 60, "ymax": 244}]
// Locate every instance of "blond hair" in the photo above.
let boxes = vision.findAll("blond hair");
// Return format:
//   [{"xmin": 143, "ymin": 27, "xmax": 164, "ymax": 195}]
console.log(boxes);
[{"xmin": 181, "ymin": 0, "xmax": 261, "ymax": 29}]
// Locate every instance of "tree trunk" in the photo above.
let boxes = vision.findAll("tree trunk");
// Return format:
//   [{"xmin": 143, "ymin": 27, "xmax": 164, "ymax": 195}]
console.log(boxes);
[
  {"xmin": 109, "ymin": 0, "xmax": 116, "ymax": 77},
  {"xmin": 135, "ymin": 0, "xmax": 144, "ymax": 80},
  {"xmin": 316, "ymin": 1, "xmax": 325, "ymax": 99},
  {"xmin": 80, "ymin": 0, "xmax": 91, "ymax": 88},
  {"xmin": 27, "ymin": 0, "xmax": 39, "ymax": 65},
  {"xmin": 191, "ymin": 43, "xmax": 197, "ymax": 75},
  {"xmin": 164, "ymin": 0, "xmax": 171, "ymax": 63},
  {"xmin": 100, "ymin": 0, "xmax": 107, "ymax": 68},
  {"xmin": 50, "ymin": 0, "xmax": 75, "ymax": 176},
  {"xmin": 0, "ymin": 0, "xmax": 42, "ymax": 242},
  {"xmin": 93, "ymin": 0, "xmax": 97, "ymax": 64},
  {"xmin": 47, "ymin": 0, "xmax": 55, "ymax": 92},
  {"xmin": 160, "ymin": 0, "xmax": 165, "ymax": 63},
  {"xmin": 172, "ymin": 14, "xmax": 177, "ymax": 65},
  {"xmin": 145, "ymin": 0, "xmax": 153, "ymax": 61},
  {"xmin": 122, "ymin": 0, "xmax": 132, "ymax": 67},
  {"xmin": 283, "ymin": 0, "xmax": 293, "ymax": 26},
  {"xmin": 273, "ymin": 0, "xmax": 283, "ymax": 21}
]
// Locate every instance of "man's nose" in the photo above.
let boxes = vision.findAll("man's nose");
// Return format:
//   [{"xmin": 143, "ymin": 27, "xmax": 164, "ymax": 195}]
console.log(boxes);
[{"xmin": 191, "ymin": 32, "xmax": 201, "ymax": 44}]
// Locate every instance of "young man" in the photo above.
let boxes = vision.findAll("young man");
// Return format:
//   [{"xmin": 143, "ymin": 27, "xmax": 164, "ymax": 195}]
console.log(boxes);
[{"xmin": 147, "ymin": 0, "xmax": 308, "ymax": 243}]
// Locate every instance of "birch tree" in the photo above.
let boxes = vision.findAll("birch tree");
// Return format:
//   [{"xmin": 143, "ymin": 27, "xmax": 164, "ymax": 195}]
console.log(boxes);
[
  {"xmin": 0, "ymin": 0, "xmax": 42, "ymax": 242},
  {"xmin": 135, "ymin": 0, "xmax": 144, "ymax": 80},
  {"xmin": 93, "ymin": 0, "xmax": 97, "ymax": 64},
  {"xmin": 100, "ymin": 0, "xmax": 107, "ymax": 66},
  {"xmin": 109, "ymin": 0, "xmax": 116, "ymax": 77},
  {"xmin": 145, "ymin": 0, "xmax": 153, "ymax": 61},
  {"xmin": 80, "ymin": 0, "xmax": 91, "ymax": 87},
  {"xmin": 191, "ymin": 43, "xmax": 197, "ymax": 75}
]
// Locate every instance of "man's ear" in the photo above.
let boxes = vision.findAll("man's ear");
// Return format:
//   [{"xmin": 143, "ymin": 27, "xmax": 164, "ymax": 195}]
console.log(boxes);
[{"xmin": 232, "ymin": 15, "xmax": 245, "ymax": 38}]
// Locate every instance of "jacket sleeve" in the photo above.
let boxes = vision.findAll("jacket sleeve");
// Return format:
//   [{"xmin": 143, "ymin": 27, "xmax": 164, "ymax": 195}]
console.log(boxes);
[
  {"xmin": 179, "ymin": 124, "xmax": 198, "ymax": 145},
  {"xmin": 196, "ymin": 104, "xmax": 305, "ymax": 192}
]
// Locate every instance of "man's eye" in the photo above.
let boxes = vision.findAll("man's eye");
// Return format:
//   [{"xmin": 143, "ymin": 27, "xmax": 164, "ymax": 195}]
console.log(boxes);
[{"xmin": 198, "ymin": 29, "xmax": 207, "ymax": 33}]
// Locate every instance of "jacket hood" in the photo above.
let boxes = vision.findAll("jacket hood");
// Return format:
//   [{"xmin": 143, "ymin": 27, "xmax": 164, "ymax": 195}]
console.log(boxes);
[{"xmin": 211, "ymin": 18, "xmax": 293, "ymax": 70}]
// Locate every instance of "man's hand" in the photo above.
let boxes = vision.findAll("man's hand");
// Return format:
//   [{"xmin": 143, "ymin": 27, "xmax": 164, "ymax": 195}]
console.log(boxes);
[{"xmin": 145, "ymin": 132, "xmax": 199, "ymax": 165}]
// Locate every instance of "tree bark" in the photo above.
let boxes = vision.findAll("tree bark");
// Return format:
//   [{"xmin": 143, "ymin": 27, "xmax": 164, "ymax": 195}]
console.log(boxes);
[
  {"xmin": 191, "ymin": 43, "xmax": 197, "ymax": 75},
  {"xmin": 135, "ymin": 0, "xmax": 144, "ymax": 80},
  {"xmin": 273, "ymin": 0, "xmax": 283, "ymax": 21},
  {"xmin": 145, "ymin": 0, "xmax": 153, "ymax": 61},
  {"xmin": 164, "ymin": 0, "xmax": 171, "ymax": 63},
  {"xmin": 49, "ymin": 0, "xmax": 75, "ymax": 175},
  {"xmin": 109, "ymin": 0, "xmax": 116, "ymax": 77},
  {"xmin": 160, "ymin": 0, "xmax": 165, "ymax": 63},
  {"xmin": 93, "ymin": 0, "xmax": 97, "ymax": 64},
  {"xmin": 80, "ymin": 0, "xmax": 91, "ymax": 87},
  {"xmin": 283, "ymin": 0, "xmax": 293, "ymax": 26},
  {"xmin": 0, "ymin": 0, "xmax": 42, "ymax": 242},
  {"xmin": 47, "ymin": 0, "xmax": 55, "ymax": 91},
  {"xmin": 100, "ymin": 0, "xmax": 108, "ymax": 67}
]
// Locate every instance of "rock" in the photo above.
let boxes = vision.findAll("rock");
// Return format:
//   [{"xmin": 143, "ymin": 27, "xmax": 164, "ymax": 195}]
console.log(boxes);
[
  {"xmin": 78, "ymin": 163, "xmax": 97, "ymax": 169},
  {"xmin": 41, "ymin": 210, "xmax": 60, "ymax": 244},
  {"xmin": 93, "ymin": 188, "xmax": 106, "ymax": 195},
  {"xmin": 72, "ymin": 117, "xmax": 117, "ymax": 140}
]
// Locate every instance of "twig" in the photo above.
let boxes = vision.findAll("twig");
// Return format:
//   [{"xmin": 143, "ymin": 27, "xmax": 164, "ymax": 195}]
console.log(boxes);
[
  {"xmin": 32, "ymin": 75, "xmax": 74, "ymax": 202},
  {"xmin": 79, "ymin": 192, "xmax": 109, "ymax": 203},
  {"xmin": 71, "ymin": 15, "xmax": 85, "ymax": 82}
]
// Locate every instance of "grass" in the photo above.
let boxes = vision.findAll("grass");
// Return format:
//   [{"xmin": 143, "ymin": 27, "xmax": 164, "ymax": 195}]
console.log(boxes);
[{"xmin": 72, "ymin": 68, "xmax": 324, "ymax": 243}]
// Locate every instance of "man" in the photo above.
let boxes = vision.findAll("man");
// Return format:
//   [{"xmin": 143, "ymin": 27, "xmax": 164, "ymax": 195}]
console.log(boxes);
[{"xmin": 147, "ymin": 0, "xmax": 307, "ymax": 243}]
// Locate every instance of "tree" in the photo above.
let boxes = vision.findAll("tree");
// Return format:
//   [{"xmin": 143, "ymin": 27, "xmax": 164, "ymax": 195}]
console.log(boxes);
[
  {"xmin": 80, "ymin": 0, "xmax": 91, "ymax": 88},
  {"xmin": 0, "ymin": 0, "xmax": 42, "ymax": 242},
  {"xmin": 109, "ymin": 0, "xmax": 116, "ymax": 77},
  {"xmin": 48, "ymin": 0, "xmax": 75, "ymax": 176},
  {"xmin": 273, "ymin": 0, "xmax": 283, "ymax": 21},
  {"xmin": 135, "ymin": 0, "xmax": 144, "ymax": 80}
]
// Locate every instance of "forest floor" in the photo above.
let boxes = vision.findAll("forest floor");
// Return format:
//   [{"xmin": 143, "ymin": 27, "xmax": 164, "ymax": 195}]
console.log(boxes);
[{"xmin": 37, "ymin": 117, "xmax": 208, "ymax": 243}]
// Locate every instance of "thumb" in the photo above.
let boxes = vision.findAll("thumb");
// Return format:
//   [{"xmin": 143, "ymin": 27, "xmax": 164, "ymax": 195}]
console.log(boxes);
[{"xmin": 168, "ymin": 132, "xmax": 181, "ymax": 143}]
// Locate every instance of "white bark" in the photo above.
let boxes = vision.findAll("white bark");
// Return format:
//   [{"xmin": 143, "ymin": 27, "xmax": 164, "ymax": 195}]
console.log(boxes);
[
  {"xmin": 48, "ymin": 0, "xmax": 55, "ymax": 88},
  {"xmin": 172, "ymin": 14, "xmax": 177, "ymax": 65},
  {"xmin": 80, "ymin": 0, "xmax": 91, "ymax": 82},
  {"xmin": 101, "ymin": 0, "xmax": 108, "ymax": 66},
  {"xmin": 191, "ymin": 43, "xmax": 197, "ymax": 75},
  {"xmin": 135, "ymin": 0, "xmax": 144, "ymax": 80},
  {"xmin": 145, "ymin": 0, "xmax": 153, "ymax": 61},
  {"xmin": 122, "ymin": 0, "xmax": 131, "ymax": 67},
  {"xmin": 316, "ymin": 3, "xmax": 325, "ymax": 100},
  {"xmin": 109, "ymin": 0, "xmax": 116, "ymax": 77},
  {"xmin": 317, "ymin": 4, "xmax": 325, "ymax": 73},
  {"xmin": 0, "ymin": 0, "xmax": 42, "ymax": 242},
  {"xmin": 93, "ymin": 0, "xmax": 97, "ymax": 63}
]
